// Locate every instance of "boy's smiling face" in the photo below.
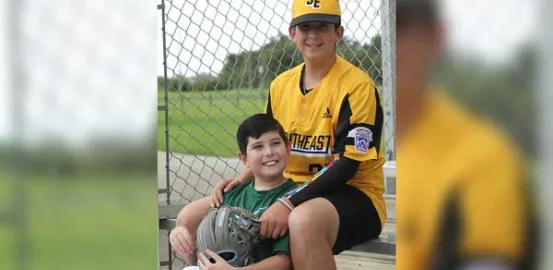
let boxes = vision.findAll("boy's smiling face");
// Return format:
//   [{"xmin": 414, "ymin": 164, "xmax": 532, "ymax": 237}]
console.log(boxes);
[
  {"xmin": 239, "ymin": 131, "xmax": 290, "ymax": 182},
  {"xmin": 289, "ymin": 22, "xmax": 343, "ymax": 61}
]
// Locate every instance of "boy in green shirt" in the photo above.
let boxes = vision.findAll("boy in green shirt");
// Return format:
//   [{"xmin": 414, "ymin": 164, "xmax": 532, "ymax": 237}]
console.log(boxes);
[{"xmin": 170, "ymin": 113, "xmax": 296, "ymax": 270}]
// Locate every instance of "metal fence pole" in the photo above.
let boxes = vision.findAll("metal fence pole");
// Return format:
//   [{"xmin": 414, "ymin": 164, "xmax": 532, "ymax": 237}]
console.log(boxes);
[
  {"xmin": 158, "ymin": 1, "xmax": 175, "ymax": 269},
  {"xmin": 381, "ymin": 0, "xmax": 396, "ymax": 161},
  {"xmin": 159, "ymin": 0, "xmax": 172, "ymax": 206}
]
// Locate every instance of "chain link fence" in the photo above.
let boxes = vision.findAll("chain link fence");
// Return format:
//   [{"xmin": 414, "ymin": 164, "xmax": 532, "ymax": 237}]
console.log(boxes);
[{"xmin": 158, "ymin": 0, "xmax": 395, "ymax": 269}]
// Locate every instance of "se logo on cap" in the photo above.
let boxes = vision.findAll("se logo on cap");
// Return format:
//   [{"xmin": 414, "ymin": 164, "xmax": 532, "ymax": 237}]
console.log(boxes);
[{"xmin": 306, "ymin": 0, "xmax": 321, "ymax": 9}]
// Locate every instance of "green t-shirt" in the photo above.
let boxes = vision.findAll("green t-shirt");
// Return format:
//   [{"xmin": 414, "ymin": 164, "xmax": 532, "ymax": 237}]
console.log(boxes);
[{"xmin": 222, "ymin": 178, "xmax": 297, "ymax": 263}]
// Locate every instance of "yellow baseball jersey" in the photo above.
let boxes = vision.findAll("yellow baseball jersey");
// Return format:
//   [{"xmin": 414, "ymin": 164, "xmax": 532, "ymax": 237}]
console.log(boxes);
[
  {"xmin": 265, "ymin": 55, "xmax": 387, "ymax": 228},
  {"xmin": 396, "ymin": 90, "xmax": 536, "ymax": 270}
]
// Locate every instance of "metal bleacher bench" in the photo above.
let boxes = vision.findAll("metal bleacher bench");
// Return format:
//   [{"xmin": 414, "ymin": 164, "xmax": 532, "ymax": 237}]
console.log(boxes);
[
  {"xmin": 160, "ymin": 219, "xmax": 395, "ymax": 255},
  {"xmin": 159, "ymin": 161, "xmax": 396, "ymax": 266}
]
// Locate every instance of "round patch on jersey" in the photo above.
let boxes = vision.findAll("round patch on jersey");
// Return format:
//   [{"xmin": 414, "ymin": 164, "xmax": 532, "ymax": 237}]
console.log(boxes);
[{"xmin": 353, "ymin": 127, "xmax": 372, "ymax": 154}]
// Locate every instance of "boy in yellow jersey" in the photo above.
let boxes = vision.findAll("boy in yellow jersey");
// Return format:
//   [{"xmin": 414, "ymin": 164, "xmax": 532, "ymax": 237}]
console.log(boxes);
[
  {"xmin": 210, "ymin": 0, "xmax": 387, "ymax": 269},
  {"xmin": 396, "ymin": 1, "xmax": 538, "ymax": 270}
]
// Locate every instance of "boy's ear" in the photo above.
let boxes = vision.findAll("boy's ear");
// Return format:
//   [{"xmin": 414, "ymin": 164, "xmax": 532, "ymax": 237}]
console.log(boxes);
[
  {"xmin": 335, "ymin": 26, "xmax": 344, "ymax": 42},
  {"xmin": 288, "ymin": 26, "xmax": 296, "ymax": 40},
  {"xmin": 238, "ymin": 152, "xmax": 248, "ymax": 167},
  {"xmin": 286, "ymin": 143, "xmax": 292, "ymax": 155}
]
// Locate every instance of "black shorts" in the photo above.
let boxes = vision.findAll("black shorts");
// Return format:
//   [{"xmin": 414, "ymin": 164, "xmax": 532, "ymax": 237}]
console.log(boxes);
[{"xmin": 323, "ymin": 184, "xmax": 382, "ymax": 254}]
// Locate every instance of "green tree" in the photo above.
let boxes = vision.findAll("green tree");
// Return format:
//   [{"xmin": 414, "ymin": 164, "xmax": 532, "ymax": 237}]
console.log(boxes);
[
  {"xmin": 190, "ymin": 33, "xmax": 382, "ymax": 91},
  {"xmin": 338, "ymin": 35, "xmax": 382, "ymax": 84}
]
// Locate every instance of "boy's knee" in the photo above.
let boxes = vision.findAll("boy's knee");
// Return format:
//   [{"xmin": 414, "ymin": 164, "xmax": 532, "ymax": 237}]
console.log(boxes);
[
  {"xmin": 181, "ymin": 264, "xmax": 200, "ymax": 270},
  {"xmin": 288, "ymin": 208, "xmax": 312, "ymax": 232},
  {"xmin": 288, "ymin": 198, "xmax": 339, "ymax": 240},
  {"xmin": 182, "ymin": 255, "xmax": 198, "ymax": 267}
]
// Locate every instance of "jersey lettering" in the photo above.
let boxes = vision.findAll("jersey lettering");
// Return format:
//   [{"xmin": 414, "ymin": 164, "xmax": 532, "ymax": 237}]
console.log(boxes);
[
  {"xmin": 286, "ymin": 132, "xmax": 331, "ymax": 156},
  {"xmin": 308, "ymin": 136, "xmax": 318, "ymax": 150},
  {"xmin": 316, "ymin": 135, "xmax": 327, "ymax": 150},
  {"xmin": 301, "ymin": 135, "xmax": 311, "ymax": 149},
  {"xmin": 297, "ymin": 134, "xmax": 306, "ymax": 148}
]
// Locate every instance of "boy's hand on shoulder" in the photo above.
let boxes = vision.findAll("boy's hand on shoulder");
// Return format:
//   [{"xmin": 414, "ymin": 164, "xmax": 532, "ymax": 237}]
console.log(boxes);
[
  {"xmin": 211, "ymin": 179, "xmax": 243, "ymax": 207},
  {"xmin": 169, "ymin": 225, "xmax": 196, "ymax": 257},
  {"xmin": 197, "ymin": 249, "xmax": 236, "ymax": 270},
  {"xmin": 259, "ymin": 200, "xmax": 292, "ymax": 240}
]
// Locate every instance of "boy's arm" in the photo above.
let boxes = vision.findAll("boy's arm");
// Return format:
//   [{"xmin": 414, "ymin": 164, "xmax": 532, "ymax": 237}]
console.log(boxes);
[
  {"xmin": 239, "ymin": 233, "xmax": 291, "ymax": 270},
  {"xmin": 285, "ymin": 157, "xmax": 359, "ymax": 206},
  {"xmin": 171, "ymin": 197, "xmax": 212, "ymax": 263},
  {"xmin": 175, "ymin": 196, "xmax": 212, "ymax": 230},
  {"xmin": 238, "ymin": 253, "xmax": 291, "ymax": 270}
]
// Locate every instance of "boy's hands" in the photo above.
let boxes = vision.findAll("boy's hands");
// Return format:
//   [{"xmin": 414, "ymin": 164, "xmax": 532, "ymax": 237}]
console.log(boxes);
[
  {"xmin": 170, "ymin": 226, "xmax": 196, "ymax": 257},
  {"xmin": 211, "ymin": 179, "xmax": 243, "ymax": 207},
  {"xmin": 259, "ymin": 200, "xmax": 292, "ymax": 239},
  {"xmin": 197, "ymin": 249, "xmax": 235, "ymax": 270}
]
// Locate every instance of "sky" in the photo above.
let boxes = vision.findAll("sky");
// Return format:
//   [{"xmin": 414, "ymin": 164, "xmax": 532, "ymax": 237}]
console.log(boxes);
[{"xmin": 441, "ymin": 0, "xmax": 537, "ymax": 64}]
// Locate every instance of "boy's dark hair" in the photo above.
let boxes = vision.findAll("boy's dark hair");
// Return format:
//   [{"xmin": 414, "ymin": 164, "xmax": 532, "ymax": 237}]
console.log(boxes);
[
  {"xmin": 397, "ymin": 1, "xmax": 438, "ymax": 29},
  {"xmin": 290, "ymin": 22, "xmax": 341, "ymax": 31},
  {"xmin": 236, "ymin": 114, "xmax": 288, "ymax": 155}
]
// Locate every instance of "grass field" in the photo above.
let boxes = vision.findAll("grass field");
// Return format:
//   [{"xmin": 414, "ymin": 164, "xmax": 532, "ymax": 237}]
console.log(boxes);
[
  {"xmin": 0, "ymin": 174, "xmax": 158, "ymax": 270},
  {"xmin": 158, "ymin": 89, "xmax": 267, "ymax": 157},
  {"xmin": 158, "ymin": 87, "xmax": 386, "ymax": 157}
]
